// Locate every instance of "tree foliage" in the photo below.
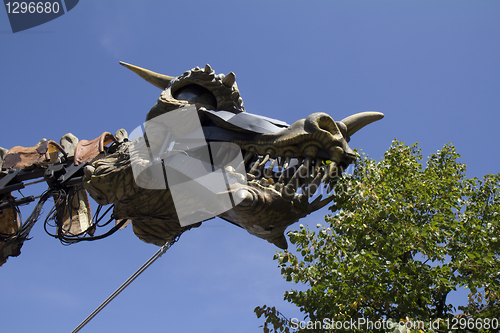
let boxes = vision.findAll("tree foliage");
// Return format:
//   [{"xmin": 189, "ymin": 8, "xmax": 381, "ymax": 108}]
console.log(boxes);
[{"xmin": 256, "ymin": 141, "xmax": 500, "ymax": 332}]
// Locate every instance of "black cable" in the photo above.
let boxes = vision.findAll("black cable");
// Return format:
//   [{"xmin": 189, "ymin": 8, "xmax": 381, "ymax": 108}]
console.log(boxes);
[
  {"xmin": 94, "ymin": 205, "xmax": 114, "ymax": 227},
  {"xmin": 41, "ymin": 185, "xmax": 124, "ymax": 244},
  {"xmin": 1, "ymin": 189, "xmax": 54, "ymax": 244},
  {"xmin": 1, "ymin": 182, "xmax": 125, "ymax": 246}
]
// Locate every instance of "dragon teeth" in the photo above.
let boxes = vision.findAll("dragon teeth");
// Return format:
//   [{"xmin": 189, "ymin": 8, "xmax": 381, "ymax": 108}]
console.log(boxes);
[
  {"xmin": 240, "ymin": 150, "xmax": 339, "ymax": 199},
  {"xmin": 249, "ymin": 157, "xmax": 262, "ymax": 175},
  {"xmin": 259, "ymin": 154, "xmax": 270, "ymax": 167},
  {"xmin": 265, "ymin": 159, "xmax": 276, "ymax": 178},
  {"xmin": 277, "ymin": 157, "xmax": 284, "ymax": 171},
  {"xmin": 260, "ymin": 178, "xmax": 274, "ymax": 186},
  {"xmin": 283, "ymin": 156, "xmax": 291, "ymax": 169}
]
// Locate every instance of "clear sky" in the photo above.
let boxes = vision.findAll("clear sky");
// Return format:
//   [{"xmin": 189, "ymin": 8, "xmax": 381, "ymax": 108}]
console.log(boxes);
[{"xmin": 1, "ymin": 1, "xmax": 499, "ymax": 332}]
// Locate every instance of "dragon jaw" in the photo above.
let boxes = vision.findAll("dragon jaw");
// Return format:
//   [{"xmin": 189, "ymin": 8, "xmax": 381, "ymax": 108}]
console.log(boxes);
[{"xmin": 82, "ymin": 63, "xmax": 383, "ymax": 249}]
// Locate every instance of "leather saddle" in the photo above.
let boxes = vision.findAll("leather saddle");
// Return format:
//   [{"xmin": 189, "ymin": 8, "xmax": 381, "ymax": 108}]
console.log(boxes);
[
  {"xmin": 74, "ymin": 132, "xmax": 117, "ymax": 165},
  {"xmin": 2, "ymin": 140, "xmax": 65, "ymax": 170}
]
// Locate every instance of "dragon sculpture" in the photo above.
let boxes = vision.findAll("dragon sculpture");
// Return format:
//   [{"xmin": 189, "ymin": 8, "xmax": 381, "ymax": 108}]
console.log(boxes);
[{"xmin": 0, "ymin": 63, "xmax": 383, "ymax": 265}]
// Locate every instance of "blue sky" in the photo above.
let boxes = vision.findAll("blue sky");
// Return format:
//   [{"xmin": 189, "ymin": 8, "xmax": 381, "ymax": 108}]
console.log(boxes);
[{"xmin": 1, "ymin": 1, "xmax": 499, "ymax": 332}]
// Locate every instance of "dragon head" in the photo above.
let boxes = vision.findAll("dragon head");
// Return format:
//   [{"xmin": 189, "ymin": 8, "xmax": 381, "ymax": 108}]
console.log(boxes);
[{"xmin": 83, "ymin": 63, "xmax": 383, "ymax": 249}]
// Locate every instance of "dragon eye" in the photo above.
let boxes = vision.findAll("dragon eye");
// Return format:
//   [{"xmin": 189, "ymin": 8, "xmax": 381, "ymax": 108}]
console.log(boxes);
[{"xmin": 173, "ymin": 84, "xmax": 217, "ymax": 109}]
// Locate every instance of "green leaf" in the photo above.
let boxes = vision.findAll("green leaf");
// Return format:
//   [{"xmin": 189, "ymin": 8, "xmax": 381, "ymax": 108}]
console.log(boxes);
[{"xmin": 256, "ymin": 141, "xmax": 500, "ymax": 332}]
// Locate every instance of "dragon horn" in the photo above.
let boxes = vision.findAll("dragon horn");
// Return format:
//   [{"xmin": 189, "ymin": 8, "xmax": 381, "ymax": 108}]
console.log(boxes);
[
  {"xmin": 340, "ymin": 111, "xmax": 384, "ymax": 137},
  {"xmin": 119, "ymin": 61, "xmax": 174, "ymax": 90}
]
